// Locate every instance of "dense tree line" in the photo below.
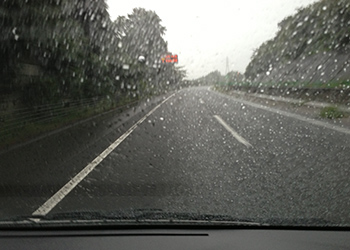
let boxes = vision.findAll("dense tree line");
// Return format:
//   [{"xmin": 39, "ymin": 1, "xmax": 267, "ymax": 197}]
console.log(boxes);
[
  {"xmin": 195, "ymin": 70, "xmax": 224, "ymax": 85},
  {"xmin": 0, "ymin": 0, "xmax": 185, "ymax": 107},
  {"xmin": 193, "ymin": 70, "xmax": 244, "ymax": 86}
]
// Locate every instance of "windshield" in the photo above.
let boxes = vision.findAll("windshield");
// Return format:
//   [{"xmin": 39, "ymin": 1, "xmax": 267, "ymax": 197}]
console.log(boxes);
[{"xmin": 0, "ymin": 0, "xmax": 349, "ymax": 228}]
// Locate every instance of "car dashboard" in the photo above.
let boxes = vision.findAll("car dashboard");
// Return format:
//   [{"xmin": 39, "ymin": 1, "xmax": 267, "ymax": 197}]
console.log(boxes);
[{"xmin": 1, "ymin": 226, "xmax": 350, "ymax": 250}]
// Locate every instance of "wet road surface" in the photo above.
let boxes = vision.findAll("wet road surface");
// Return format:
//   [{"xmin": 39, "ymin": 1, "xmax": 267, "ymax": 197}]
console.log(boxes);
[{"xmin": 1, "ymin": 87, "xmax": 350, "ymax": 225}]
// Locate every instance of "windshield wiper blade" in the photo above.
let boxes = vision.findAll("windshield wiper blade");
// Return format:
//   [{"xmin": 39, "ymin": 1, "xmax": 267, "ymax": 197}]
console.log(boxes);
[
  {"xmin": 2, "ymin": 209, "xmax": 337, "ymax": 227},
  {"xmin": 0, "ymin": 210, "xmax": 266, "ymax": 227}
]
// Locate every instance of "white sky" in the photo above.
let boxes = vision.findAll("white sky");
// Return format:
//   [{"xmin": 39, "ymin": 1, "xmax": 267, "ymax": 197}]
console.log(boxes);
[{"xmin": 106, "ymin": 0, "xmax": 318, "ymax": 79}]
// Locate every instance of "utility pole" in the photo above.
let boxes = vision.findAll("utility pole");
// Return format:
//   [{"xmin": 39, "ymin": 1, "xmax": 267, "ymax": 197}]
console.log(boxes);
[
  {"xmin": 225, "ymin": 57, "xmax": 229, "ymax": 75},
  {"xmin": 225, "ymin": 57, "xmax": 230, "ymax": 84}
]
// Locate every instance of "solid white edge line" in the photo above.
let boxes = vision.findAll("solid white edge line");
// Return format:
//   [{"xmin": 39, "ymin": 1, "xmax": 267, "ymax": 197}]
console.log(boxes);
[
  {"xmin": 32, "ymin": 94, "xmax": 175, "ymax": 217},
  {"xmin": 214, "ymin": 115, "xmax": 253, "ymax": 148}
]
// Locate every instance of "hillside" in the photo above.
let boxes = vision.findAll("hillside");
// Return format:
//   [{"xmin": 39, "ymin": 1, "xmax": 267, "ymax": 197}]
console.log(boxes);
[{"xmin": 245, "ymin": 0, "xmax": 350, "ymax": 86}]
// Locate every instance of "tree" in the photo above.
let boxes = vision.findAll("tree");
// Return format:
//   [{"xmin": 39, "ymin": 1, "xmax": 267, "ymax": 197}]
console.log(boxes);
[
  {"xmin": 0, "ymin": 0, "xmax": 118, "ymax": 105},
  {"xmin": 0, "ymin": 0, "xmax": 89, "ymax": 104},
  {"xmin": 113, "ymin": 8, "xmax": 174, "ymax": 96}
]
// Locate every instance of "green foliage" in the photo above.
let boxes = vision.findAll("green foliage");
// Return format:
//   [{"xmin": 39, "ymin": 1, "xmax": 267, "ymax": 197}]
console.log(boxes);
[
  {"xmin": 320, "ymin": 106, "xmax": 345, "ymax": 119},
  {"xmin": 114, "ymin": 7, "xmax": 184, "ymax": 96},
  {"xmin": 245, "ymin": 0, "xmax": 350, "ymax": 81}
]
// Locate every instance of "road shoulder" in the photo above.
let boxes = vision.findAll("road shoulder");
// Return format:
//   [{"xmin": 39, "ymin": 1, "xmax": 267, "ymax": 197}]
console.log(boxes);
[{"xmin": 211, "ymin": 87, "xmax": 350, "ymax": 130}]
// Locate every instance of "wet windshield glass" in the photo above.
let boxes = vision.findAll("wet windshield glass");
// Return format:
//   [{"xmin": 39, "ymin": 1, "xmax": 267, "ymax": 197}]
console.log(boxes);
[{"xmin": 0, "ymin": 0, "xmax": 349, "ymax": 227}]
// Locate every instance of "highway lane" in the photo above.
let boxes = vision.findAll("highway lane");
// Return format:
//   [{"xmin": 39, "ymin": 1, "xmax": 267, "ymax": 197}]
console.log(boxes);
[
  {"xmin": 46, "ymin": 87, "xmax": 350, "ymax": 224},
  {"xmin": 1, "ymin": 87, "xmax": 350, "ymax": 225}
]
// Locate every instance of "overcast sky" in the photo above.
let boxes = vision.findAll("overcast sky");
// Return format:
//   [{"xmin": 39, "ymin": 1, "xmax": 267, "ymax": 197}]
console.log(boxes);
[{"xmin": 106, "ymin": 0, "xmax": 318, "ymax": 79}]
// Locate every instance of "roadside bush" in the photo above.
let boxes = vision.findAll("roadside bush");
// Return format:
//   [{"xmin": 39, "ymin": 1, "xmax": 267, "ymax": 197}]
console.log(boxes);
[{"xmin": 320, "ymin": 106, "xmax": 344, "ymax": 119}]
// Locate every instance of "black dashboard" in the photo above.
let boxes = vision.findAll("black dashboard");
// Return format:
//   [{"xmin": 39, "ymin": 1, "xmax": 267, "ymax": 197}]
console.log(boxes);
[{"xmin": 1, "ymin": 227, "xmax": 350, "ymax": 250}]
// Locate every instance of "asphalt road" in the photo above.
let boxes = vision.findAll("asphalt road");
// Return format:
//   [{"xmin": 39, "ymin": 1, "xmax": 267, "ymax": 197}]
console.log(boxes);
[{"xmin": 1, "ymin": 87, "xmax": 350, "ymax": 225}]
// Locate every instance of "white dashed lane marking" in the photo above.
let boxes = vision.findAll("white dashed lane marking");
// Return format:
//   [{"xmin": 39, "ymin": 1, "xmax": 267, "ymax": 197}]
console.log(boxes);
[{"xmin": 214, "ymin": 115, "xmax": 253, "ymax": 148}]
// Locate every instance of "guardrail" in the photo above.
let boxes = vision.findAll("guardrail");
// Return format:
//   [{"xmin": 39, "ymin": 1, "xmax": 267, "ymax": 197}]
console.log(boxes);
[{"xmin": 0, "ymin": 96, "xmax": 117, "ymax": 145}]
